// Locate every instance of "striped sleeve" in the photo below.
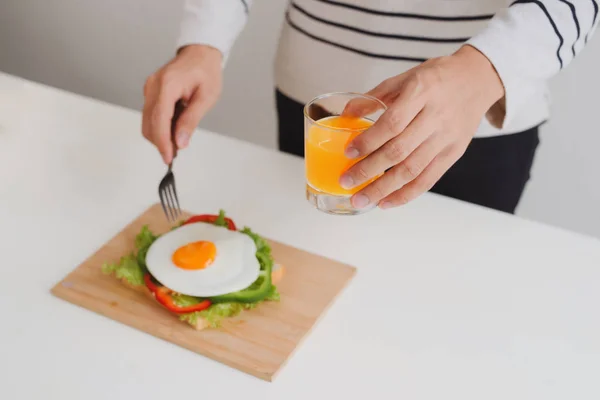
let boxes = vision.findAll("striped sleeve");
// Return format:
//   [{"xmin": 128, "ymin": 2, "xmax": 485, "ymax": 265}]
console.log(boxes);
[
  {"xmin": 467, "ymin": 0, "xmax": 599, "ymax": 129},
  {"xmin": 177, "ymin": 0, "xmax": 252, "ymax": 64}
]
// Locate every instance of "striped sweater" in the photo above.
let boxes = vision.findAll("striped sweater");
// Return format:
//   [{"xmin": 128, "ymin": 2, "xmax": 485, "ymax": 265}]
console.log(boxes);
[{"xmin": 177, "ymin": 0, "xmax": 599, "ymax": 138}]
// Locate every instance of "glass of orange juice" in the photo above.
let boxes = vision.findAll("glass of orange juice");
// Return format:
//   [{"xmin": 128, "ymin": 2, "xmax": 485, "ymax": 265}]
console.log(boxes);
[{"xmin": 304, "ymin": 92, "xmax": 387, "ymax": 215}]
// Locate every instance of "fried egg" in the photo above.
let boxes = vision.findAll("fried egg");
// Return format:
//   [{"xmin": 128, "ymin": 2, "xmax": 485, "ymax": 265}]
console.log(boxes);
[{"xmin": 145, "ymin": 222, "xmax": 260, "ymax": 297}]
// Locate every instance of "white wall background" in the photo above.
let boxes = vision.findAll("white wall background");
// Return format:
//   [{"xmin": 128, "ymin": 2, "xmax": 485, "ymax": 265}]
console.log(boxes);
[{"xmin": 1, "ymin": 0, "xmax": 599, "ymax": 238}]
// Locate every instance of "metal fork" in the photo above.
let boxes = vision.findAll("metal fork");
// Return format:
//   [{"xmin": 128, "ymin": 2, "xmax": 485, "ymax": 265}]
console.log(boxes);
[{"xmin": 158, "ymin": 100, "xmax": 185, "ymax": 222}]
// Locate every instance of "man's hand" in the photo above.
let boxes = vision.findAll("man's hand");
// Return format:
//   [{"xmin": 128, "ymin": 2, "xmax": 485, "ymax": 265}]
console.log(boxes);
[
  {"xmin": 340, "ymin": 45, "xmax": 505, "ymax": 210},
  {"xmin": 142, "ymin": 44, "xmax": 223, "ymax": 164}
]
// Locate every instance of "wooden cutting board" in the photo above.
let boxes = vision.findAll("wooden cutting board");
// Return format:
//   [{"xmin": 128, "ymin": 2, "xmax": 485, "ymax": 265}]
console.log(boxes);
[{"xmin": 51, "ymin": 203, "xmax": 356, "ymax": 382}]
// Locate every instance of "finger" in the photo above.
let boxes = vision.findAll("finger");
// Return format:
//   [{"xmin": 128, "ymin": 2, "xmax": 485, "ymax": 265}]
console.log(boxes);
[
  {"xmin": 173, "ymin": 89, "xmax": 213, "ymax": 149},
  {"xmin": 345, "ymin": 77, "xmax": 427, "ymax": 159},
  {"xmin": 379, "ymin": 144, "xmax": 466, "ymax": 209},
  {"xmin": 141, "ymin": 75, "xmax": 159, "ymax": 141},
  {"xmin": 350, "ymin": 131, "xmax": 450, "ymax": 209},
  {"xmin": 341, "ymin": 96, "xmax": 385, "ymax": 120},
  {"xmin": 141, "ymin": 100, "xmax": 152, "ymax": 142},
  {"xmin": 142, "ymin": 72, "xmax": 177, "ymax": 163},
  {"xmin": 143, "ymin": 75, "xmax": 155, "ymax": 98},
  {"xmin": 149, "ymin": 88, "xmax": 180, "ymax": 164},
  {"xmin": 341, "ymin": 77, "xmax": 402, "ymax": 118},
  {"xmin": 339, "ymin": 108, "xmax": 436, "ymax": 190}
]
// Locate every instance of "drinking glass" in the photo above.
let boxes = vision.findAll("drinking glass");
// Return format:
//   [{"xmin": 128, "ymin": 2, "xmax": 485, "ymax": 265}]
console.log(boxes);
[{"xmin": 304, "ymin": 92, "xmax": 387, "ymax": 215}]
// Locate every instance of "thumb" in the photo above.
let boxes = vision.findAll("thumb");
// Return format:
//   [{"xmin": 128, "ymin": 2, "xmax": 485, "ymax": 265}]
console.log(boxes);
[{"xmin": 173, "ymin": 91, "xmax": 213, "ymax": 149}]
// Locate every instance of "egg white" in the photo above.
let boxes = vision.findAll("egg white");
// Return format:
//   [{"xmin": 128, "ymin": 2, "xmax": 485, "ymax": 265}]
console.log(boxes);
[{"xmin": 145, "ymin": 223, "xmax": 260, "ymax": 297}]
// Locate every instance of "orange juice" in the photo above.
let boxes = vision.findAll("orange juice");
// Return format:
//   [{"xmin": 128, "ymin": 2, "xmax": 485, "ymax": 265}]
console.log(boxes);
[{"xmin": 306, "ymin": 115, "xmax": 377, "ymax": 196}]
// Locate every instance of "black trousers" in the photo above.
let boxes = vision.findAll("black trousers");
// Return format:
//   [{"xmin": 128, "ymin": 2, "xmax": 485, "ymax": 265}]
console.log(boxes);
[{"xmin": 275, "ymin": 90, "xmax": 540, "ymax": 214}]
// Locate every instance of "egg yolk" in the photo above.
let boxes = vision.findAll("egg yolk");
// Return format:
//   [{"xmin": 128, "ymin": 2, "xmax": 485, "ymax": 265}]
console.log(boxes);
[{"xmin": 172, "ymin": 241, "xmax": 217, "ymax": 270}]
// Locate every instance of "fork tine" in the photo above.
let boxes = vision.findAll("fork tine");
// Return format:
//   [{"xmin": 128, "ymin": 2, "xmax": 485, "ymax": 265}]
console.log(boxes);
[
  {"xmin": 165, "ymin": 184, "xmax": 178, "ymax": 221},
  {"xmin": 169, "ymin": 198, "xmax": 179, "ymax": 220},
  {"xmin": 170, "ymin": 187, "xmax": 181, "ymax": 219},
  {"xmin": 160, "ymin": 183, "xmax": 175, "ymax": 222},
  {"xmin": 159, "ymin": 186, "xmax": 169, "ymax": 219},
  {"xmin": 170, "ymin": 180, "xmax": 181, "ymax": 215}
]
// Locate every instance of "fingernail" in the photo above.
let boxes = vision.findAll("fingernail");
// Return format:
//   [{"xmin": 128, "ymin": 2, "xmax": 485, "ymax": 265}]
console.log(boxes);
[
  {"xmin": 379, "ymin": 201, "xmax": 392, "ymax": 209},
  {"xmin": 176, "ymin": 131, "xmax": 190, "ymax": 148},
  {"xmin": 345, "ymin": 147, "xmax": 360, "ymax": 159},
  {"xmin": 353, "ymin": 194, "xmax": 370, "ymax": 209},
  {"xmin": 339, "ymin": 174, "xmax": 354, "ymax": 189}
]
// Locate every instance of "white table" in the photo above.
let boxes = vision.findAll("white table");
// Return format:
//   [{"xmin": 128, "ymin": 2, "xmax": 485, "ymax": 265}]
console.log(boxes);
[{"xmin": 1, "ymin": 72, "xmax": 599, "ymax": 399}]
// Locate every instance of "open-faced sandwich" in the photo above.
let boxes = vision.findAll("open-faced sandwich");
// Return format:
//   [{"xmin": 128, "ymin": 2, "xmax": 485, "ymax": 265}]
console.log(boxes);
[{"xmin": 102, "ymin": 210, "xmax": 284, "ymax": 330}]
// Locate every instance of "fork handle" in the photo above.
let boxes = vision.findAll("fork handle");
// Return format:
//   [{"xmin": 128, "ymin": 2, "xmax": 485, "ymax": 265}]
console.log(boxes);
[{"xmin": 170, "ymin": 99, "xmax": 186, "ymax": 162}]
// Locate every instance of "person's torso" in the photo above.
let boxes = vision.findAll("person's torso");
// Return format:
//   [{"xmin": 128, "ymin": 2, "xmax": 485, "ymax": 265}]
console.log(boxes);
[{"xmin": 274, "ymin": 0, "xmax": 550, "ymax": 137}]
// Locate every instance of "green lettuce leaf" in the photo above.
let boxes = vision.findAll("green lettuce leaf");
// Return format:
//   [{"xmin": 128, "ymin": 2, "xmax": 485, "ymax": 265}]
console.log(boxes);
[
  {"xmin": 102, "ymin": 225, "xmax": 159, "ymax": 286},
  {"xmin": 135, "ymin": 225, "xmax": 158, "ymax": 268},
  {"xmin": 178, "ymin": 301, "xmax": 259, "ymax": 328},
  {"xmin": 179, "ymin": 303, "xmax": 245, "ymax": 328},
  {"xmin": 170, "ymin": 293, "xmax": 201, "ymax": 307},
  {"xmin": 101, "ymin": 254, "xmax": 145, "ymax": 286},
  {"xmin": 175, "ymin": 285, "xmax": 281, "ymax": 328},
  {"xmin": 135, "ymin": 225, "xmax": 157, "ymax": 249}
]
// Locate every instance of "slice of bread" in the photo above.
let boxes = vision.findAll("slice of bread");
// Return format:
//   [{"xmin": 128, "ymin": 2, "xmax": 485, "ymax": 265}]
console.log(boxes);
[{"xmin": 120, "ymin": 264, "xmax": 285, "ymax": 330}]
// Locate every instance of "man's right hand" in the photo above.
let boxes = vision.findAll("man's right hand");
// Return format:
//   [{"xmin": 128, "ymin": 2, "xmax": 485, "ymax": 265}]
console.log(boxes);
[{"xmin": 142, "ymin": 44, "xmax": 223, "ymax": 164}]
